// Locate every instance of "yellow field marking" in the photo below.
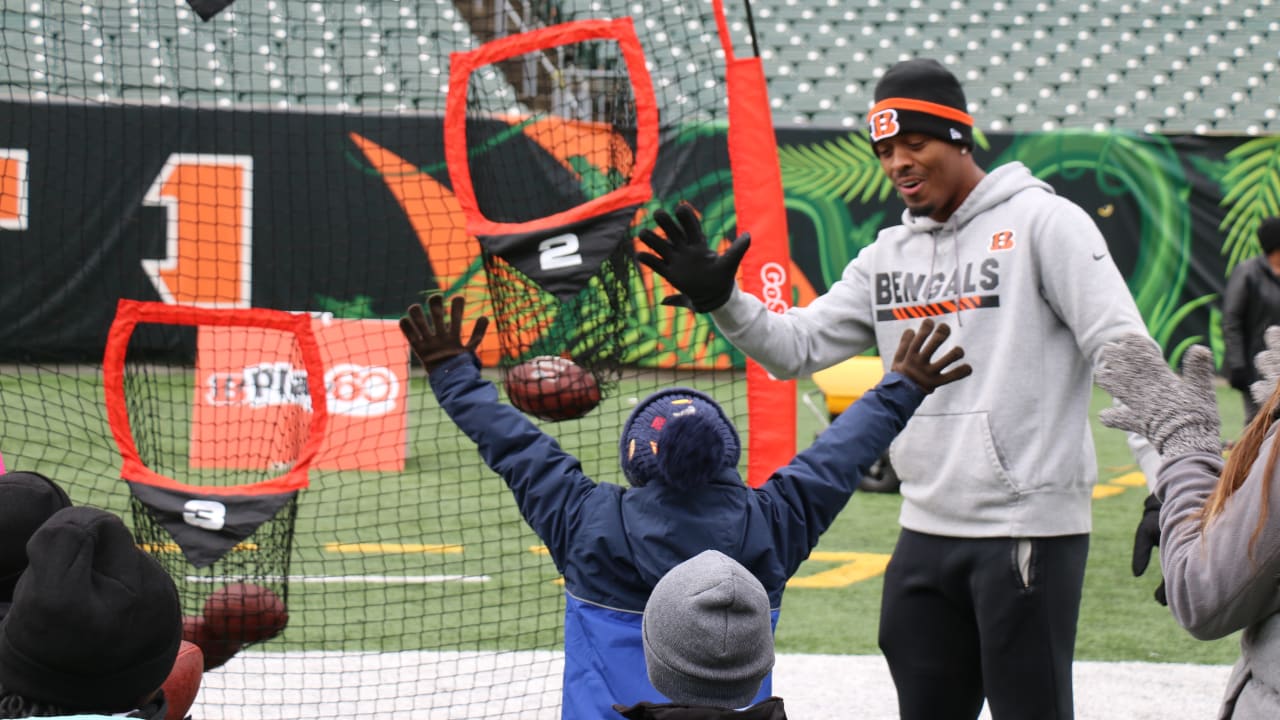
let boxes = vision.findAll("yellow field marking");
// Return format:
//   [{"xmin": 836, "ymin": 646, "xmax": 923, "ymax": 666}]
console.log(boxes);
[
  {"xmin": 324, "ymin": 542, "xmax": 463, "ymax": 554},
  {"xmin": 184, "ymin": 574, "xmax": 490, "ymax": 584},
  {"xmin": 533, "ymin": 546, "xmax": 888, "ymax": 589},
  {"xmin": 141, "ymin": 541, "xmax": 257, "ymax": 553},
  {"xmin": 1103, "ymin": 463, "xmax": 1138, "ymax": 474},
  {"xmin": 1092, "ymin": 484, "xmax": 1127, "ymax": 499},
  {"xmin": 786, "ymin": 551, "xmax": 891, "ymax": 588},
  {"xmin": 528, "ymin": 546, "xmax": 565, "ymax": 584},
  {"xmin": 1110, "ymin": 471, "xmax": 1147, "ymax": 487}
]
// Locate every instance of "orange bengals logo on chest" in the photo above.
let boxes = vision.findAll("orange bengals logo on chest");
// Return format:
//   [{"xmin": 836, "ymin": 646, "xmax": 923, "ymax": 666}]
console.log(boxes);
[{"xmin": 989, "ymin": 230, "xmax": 1015, "ymax": 251}]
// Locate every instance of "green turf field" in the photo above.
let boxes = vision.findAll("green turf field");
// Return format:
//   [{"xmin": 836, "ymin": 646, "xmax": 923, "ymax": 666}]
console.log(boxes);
[
  {"xmin": 0, "ymin": 369, "xmax": 1247, "ymax": 665},
  {"xmin": 776, "ymin": 378, "xmax": 1246, "ymax": 665}
]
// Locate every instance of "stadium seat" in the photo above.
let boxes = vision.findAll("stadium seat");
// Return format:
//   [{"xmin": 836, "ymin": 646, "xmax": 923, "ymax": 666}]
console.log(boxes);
[{"xmin": 5, "ymin": 1, "xmax": 1277, "ymax": 133}]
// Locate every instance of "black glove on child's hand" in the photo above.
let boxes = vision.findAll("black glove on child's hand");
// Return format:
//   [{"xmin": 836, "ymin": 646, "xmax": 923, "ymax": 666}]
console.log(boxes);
[
  {"xmin": 889, "ymin": 318, "xmax": 973, "ymax": 394},
  {"xmin": 1132, "ymin": 493, "xmax": 1168, "ymax": 606},
  {"xmin": 1095, "ymin": 336, "xmax": 1222, "ymax": 458},
  {"xmin": 635, "ymin": 203, "xmax": 751, "ymax": 312},
  {"xmin": 400, "ymin": 294, "xmax": 490, "ymax": 372}
]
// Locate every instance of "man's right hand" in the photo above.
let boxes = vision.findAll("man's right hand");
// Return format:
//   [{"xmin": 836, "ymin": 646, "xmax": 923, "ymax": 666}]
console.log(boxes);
[
  {"xmin": 890, "ymin": 318, "xmax": 972, "ymax": 394},
  {"xmin": 635, "ymin": 203, "xmax": 751, "ymax": 313}
]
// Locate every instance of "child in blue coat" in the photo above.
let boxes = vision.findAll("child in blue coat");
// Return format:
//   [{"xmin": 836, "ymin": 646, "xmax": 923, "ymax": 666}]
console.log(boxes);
[{"xmin": 400, "ymin": 294, "xmax": 970, "ymax": 719}]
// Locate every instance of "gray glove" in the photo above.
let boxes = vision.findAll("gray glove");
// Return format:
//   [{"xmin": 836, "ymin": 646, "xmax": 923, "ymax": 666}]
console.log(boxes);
[
  {"xmin": 1250, "ymin": 325, "xmax": 1280, "ymax": 407},
  {"xmin": 1095, "ymin": 335, "xmax": 1222, "ymax": 458}
]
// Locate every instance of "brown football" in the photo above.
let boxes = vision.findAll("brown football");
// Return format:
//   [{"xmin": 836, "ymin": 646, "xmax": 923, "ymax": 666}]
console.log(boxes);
[
  {"xmin": 505, "ymin": 356, "xmax": 601, "ymax": 421},
  {"xmin": 160, "ymin": 640, "xmax": 204, "ymax": 720},
  {"xmin": 182, "ymin": 614, "xmax": 242, "ymax": 671},
  {"xmin": 201, "ymin": 582, "xmax": 289, "ymax": 645}
]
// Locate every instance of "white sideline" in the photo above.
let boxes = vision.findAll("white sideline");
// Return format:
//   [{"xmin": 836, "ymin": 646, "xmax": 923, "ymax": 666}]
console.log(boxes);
[
  {"xmin": 186, "ymin": 650, "xmax": 1228, "ymax": 717},
  {"xmin": 774, "ymin": 653, "xmax": 1232, "ymax": 720},
  {"xmin": 189, "ymin": 651, "xmax": 1232, "ymax": 719}
]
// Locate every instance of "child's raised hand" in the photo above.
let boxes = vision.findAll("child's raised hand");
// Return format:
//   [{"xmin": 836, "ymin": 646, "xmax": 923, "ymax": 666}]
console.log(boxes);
[{"xmin": 890, "ymin": 318, "xmax": 972, "ymax": 394}]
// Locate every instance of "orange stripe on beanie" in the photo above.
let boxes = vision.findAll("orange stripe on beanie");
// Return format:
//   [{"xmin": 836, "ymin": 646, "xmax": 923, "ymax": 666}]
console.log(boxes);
[{"xmin": 868, "ymin": 58, "xmax": 974, "ymax": 147}]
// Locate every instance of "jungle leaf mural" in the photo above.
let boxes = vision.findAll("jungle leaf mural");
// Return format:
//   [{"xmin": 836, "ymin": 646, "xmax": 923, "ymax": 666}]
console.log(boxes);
[
  {"xmin": 1219, "ymin": 136, "xmax": 1280, "ymax": 272},
  {"xmin": 778, "ymin": 133, "xmax": 894, "ymax": 205},
  {"xmin": 995, "ymin": 131, "xmax": 1214, "ymax": 364}
]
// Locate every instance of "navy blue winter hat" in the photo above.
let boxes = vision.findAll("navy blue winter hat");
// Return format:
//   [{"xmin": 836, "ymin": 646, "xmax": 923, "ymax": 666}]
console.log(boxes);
[{"xmin": 619, "ymin": 387, "xmax": 741, "ymax": 488}]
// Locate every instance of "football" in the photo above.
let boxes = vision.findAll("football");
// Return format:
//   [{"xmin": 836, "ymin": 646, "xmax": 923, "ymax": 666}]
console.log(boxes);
[
  {"xmin": 182, "ymin": 614, "xmax": 242, "ymax": 671},
  {"xmin": 201, "ymin": 582, "xmax": 290, "ymax": 645},
  {"xmin": 160, "ymin": 640, "xmax": 204, "ymax": 720},
  {"xmin": 504, "ymin": 356, "xmax": 601, "ymax": 421}
]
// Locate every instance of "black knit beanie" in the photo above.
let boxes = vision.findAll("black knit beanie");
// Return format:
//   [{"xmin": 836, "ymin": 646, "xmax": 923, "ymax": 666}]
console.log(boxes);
[
  {"xmin": 1258, "ymin": 217, "xmax": 1280, "ymax": 255},
  {"xmin": 0, "ymin": 506, "xmax": 182, "ymax": 713},
  {"xmin": 869, "ymin": 58, "xmax": 974, "ymax": 147},
  {"xmin": 0, "ymin": 471, "xmax": 72, "ymax": 608}
]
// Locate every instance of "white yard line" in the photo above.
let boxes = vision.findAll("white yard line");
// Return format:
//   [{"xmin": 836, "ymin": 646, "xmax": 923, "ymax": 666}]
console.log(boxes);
[{"xmin": 189, "ymin": 651, "xmax": 1232, "ymax": 719}]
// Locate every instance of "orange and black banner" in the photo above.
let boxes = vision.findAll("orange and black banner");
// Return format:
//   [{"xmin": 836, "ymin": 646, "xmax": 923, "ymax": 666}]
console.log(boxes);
[{"xmin": 0, "ymin": 98, "xmax": 1254, "ymax": 367}]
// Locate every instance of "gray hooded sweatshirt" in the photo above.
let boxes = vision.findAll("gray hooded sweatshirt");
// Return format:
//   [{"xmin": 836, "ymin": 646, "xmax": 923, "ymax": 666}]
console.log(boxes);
[{"xmin": 712, "ymin": 162, "xmax": 1148, "ymax": 537}]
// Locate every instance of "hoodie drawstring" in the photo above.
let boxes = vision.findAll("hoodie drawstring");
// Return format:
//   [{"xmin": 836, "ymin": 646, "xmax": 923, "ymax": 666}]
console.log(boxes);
[{"xmin": 953, "ymin": 222, "xmax": 964, "ymax": 327}]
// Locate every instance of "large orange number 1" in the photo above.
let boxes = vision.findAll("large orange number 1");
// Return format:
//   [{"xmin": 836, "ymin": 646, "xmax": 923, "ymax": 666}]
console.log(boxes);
[{"xmin": 142, "ymin": 154, "xmax": 253, "ymax": 307}]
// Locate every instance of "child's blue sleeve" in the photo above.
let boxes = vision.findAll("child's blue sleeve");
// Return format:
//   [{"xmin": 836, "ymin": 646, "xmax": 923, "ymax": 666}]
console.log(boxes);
[
  {"xmin": 757, "ymin": 372, "xmax": 924, "ymax": 575},
  {"xmin": 428, "ymin": 354, "xmax": 597, "ymax": 568}
]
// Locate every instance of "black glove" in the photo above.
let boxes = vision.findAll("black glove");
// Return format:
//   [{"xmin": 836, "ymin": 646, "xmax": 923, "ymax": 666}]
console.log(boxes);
[
  {"xmin": 635, "ymin": 203, "xmax": 751, "ymax": 312},
  {"xmin": 889, "ymin": 318, "xmax": 973, "ymax": 394},
  {"xmin": 399, "ymin": 294, "xmax": 489, "ymax": 372},
  {"xmin": 1132, "ymin": 493, "xmax": 1168, "ymax": 606}
]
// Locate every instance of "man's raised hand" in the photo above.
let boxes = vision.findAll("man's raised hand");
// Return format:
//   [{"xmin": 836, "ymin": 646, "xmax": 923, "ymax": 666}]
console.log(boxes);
[
  {"xmin": 635, "ymin": 203, "xmax": 751, "ymax": 313},
  {"xmin": 400, "ymin": 294, "xmax": 489, "ymax": 372},
  {"xmin": 890, "ymin": 318, "xmax": 972, "ymax": 394}
]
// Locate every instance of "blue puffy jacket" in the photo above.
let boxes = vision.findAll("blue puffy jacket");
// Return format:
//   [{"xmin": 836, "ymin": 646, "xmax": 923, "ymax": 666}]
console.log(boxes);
[{"xmin": 429, "ymin": 354, "xmax": 924, "ymax": 719}]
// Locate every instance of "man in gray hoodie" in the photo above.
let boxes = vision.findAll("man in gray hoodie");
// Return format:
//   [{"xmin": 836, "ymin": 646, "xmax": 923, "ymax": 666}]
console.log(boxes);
[{"xmin": 636, "ymin": 58, "xmax": 1151, "ymax": 719}]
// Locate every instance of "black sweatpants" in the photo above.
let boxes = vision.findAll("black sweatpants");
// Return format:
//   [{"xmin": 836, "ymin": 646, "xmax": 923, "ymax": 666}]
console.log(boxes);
[{"xmin": 878, "ymin": 529, "xmax": 1090, "ymax": 720}]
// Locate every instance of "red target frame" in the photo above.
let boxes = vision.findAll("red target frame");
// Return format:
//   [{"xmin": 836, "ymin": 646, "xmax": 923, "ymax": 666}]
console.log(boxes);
[
  {"xmin": 103, "ymin": 299, "xmax": 330, "ymax": 496},
  {"xmin": 444, "ymin": 17, "xmax": 659, "ymax": 237}
]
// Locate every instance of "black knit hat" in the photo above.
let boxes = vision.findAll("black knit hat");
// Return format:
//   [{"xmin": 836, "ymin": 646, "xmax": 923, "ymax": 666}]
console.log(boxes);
[
  {"xmin": 1258, "ymin": 217, "xmax": 1280, "ymax": 255},
  {"xmin": 0, "ymin": 506, "xmax": 182, "ymax": 713},
  {"xmin": 869, "ymin": 58, "xmax": 974, "ymax": 147},
  {"xmin": 0, "ymin": 471, "xmax": 72, "ymax": 607}
]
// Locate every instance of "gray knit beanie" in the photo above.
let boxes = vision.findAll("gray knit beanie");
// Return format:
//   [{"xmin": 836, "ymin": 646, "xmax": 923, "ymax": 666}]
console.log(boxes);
[{"xmin": 642, "ymin": 550, "xmax": 774, "ymax": 709}]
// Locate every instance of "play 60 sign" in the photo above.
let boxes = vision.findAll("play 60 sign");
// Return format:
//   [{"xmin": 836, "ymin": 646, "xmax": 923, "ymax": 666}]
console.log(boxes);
[
  {"xmin": 205, "ymin": 361, "xmax": 399, "ymax": 418},
  {"xmin": 194, "ymin": 318, "xmax": 410, "ymax": 471}
]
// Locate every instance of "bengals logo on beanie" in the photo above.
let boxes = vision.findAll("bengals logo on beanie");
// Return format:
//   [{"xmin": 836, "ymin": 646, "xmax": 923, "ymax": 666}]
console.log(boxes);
[{"xmin": 868, "ymin": 58, "xmax": 974, "ymax": 147}]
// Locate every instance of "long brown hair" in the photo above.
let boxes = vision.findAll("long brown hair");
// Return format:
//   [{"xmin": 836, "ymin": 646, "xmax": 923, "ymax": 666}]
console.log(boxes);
[{"xmin": 1203, "ymin": 381, "xmax": 1280, "ymax": 556}]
